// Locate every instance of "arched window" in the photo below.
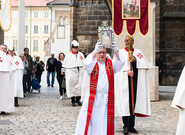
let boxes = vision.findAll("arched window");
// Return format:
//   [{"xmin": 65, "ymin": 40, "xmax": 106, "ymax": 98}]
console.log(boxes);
[
  {"xmin": 64, "ymin": 17, "xmax": 69, "ymax": 25},
  {"xmin": 60, "ymin": 17, "xmax": 64, "ymax": 25}
]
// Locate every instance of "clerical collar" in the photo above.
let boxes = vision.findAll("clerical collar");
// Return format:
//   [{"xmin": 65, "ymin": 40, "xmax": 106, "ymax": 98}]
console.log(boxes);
[
  {"xmin": 71, "ymin": 51, "xmax": 78, "ymax": 54},
  {"xmin": 125, "ymin": 47, "xmax": 134, "ymax": 52}
]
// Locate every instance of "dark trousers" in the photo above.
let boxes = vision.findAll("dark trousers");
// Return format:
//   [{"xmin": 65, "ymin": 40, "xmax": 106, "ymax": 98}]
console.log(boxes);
[
  {"xmin": 23, "ymin": 73, "xmax": 31, "ymax": 93},
  {"xmin": 35, "ymin": 73, "xmax": 42, "ymax": 84},
  {"xmin": 47, "ymin": 71, "xmax": 55, "ymax": 86},
  {"xmin": 123, "ymin": 61, "xmax": 138, "ymax": 130},
  {"xmin": 122, "ymin": 114, "xmax": 135, "ymax": 130},
  {"xmin": 159, "ymin": 72, "xmax": 162, "ymax": 85},
  {"xmin": 14, "ymin": 97, "xmax": 18, "ymax": 106},
  {"xmin": 71, "ymin": 96, "xmax": 81, "ymax": 104},
  {"xmin": 57, "ymin": 75, "xmax": 66, "ymax": 96}
]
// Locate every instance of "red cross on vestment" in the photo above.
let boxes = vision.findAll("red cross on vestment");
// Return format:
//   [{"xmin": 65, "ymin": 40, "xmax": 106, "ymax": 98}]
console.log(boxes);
[
  {"xmin": 137, "ymin": 53, "xmax": 143, "ymax": 59},
  {"xmin": 92, "ymin": 65, "xmax": 98, "ymax": 79},
  {"xmin": 80, "ymin": 56, "xmax": 83, "ymax": 60},
  {"xmin": 0, "ymin": 57, "xmax": 2, "ymax": 63},
  {"xmin": 15, "ymin": 61, "xmax": 19, "ymax": 66},
  {"xmin": 106, "ymin": 61, "xmax": 113, "ymax": 75}
]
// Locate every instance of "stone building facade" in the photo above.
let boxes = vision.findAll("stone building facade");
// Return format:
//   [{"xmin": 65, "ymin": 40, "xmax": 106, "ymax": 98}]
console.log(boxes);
[
  {"xmin": 70, "ymin": 0, "xmax": 184, "ymax": 86},
  {"xmin": 156, "ymin": 0, "xmax": 185, "ymax": 85},
  {"xmin": 70, "ymin": 0, "xmax": 111, "ymax": 53}
]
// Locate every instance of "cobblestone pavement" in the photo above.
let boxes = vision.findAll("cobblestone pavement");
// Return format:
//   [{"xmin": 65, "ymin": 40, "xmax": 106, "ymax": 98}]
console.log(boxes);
[{"xmin": 0, "ymin": 74, "xmax": 179, "ymax": 135}]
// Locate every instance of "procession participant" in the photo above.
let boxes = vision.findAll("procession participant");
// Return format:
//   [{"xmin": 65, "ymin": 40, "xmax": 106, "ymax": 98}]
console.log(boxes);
[
  {"xmin": 115, "ymin": 35, "xmax": 151, "ymax": 135},
  {"xmin": 75, "ymin": 40, "xmax": 124, "ymax": 135},
  {"xmin": 63, "ymin": 40, "xmax": 84, "ymax": 107},
  {"xmin": 171, "ymin": 66, "xmax": 185, "ymax": 135},
  {"xmin": 13, "ymin": 47, "xmax": 24, "ymax": 106},
  {"xmin": 0, "ymin": 44, "xmax": 14, "ymax": 114},
  {"xmin": 7, "ymin": 45, "xmax": 20, "ymax": 107}
]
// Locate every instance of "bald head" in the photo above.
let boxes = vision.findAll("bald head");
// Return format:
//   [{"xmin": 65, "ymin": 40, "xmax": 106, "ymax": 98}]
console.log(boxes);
[{"xmin": 124, "ymin": 35, "xmax": 134, "ymax": 49}]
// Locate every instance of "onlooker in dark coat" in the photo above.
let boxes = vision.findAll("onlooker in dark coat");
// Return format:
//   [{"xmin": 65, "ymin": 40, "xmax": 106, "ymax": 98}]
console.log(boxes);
[
  {"xmin": 20, "ymin": 54, "xmax": 29, "ymax": 94},
  {"xmin": 33, "ymin": 56, "xmax": 45, "ymax": 84},
  {"xmin": 155, "ymin": 52, "xmax": 163, "ymax": 85},
  {"xmin": 23, "ymin": 48, "xmax": 33, "ymax": 92},
  {"xmin": 46, "ymin": 53, "xmax": 57, "ymax": 87}
]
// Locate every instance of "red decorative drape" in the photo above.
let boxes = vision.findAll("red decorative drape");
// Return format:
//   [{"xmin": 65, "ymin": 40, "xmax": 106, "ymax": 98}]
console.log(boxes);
[{"xmin": 112, "ymin": 0, "xmax": 149, "ymax": 36}]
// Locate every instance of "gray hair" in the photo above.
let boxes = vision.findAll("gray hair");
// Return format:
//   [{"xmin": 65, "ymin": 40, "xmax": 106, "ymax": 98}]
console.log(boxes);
[
  {"xmin": 125, "ymin": 35, "xmax": 134, "ymax": 41},
  {"xmin": 0, "ymin": 44, "xmax": 7, "ymax": 47},
  {"xmin": 0, "ymin": 44, "xmax": 7, "ymax": 50}
]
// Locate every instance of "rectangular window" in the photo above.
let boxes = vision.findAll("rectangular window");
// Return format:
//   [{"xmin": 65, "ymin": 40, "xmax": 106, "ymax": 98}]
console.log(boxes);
[
  {"xmin": 33, "ymin": 40, "xmax": 38, "ymax": 51},
  {"xmin": 57, "ymin": 25, "xmax": 65, "ymax": 39},
  {"xmin": 34, "ymin": 25, "xmax": 38, "ymax": 34},
  {"xmin": 25, "ymin": 11, "xmax": 28, "ymax": 18},
  {"xmin": 34, "ymin": 11, "xmax": 38, "ymax": 18},
  {"xmin": 44, "ymin": 11, "xmax": 49, "ymax": 18},
  {"xmin": 25, "ymin": 25, "xmax": 28, "ymax": 33},
  {"xmin": 13, "ymin": 40, "xmax": 17, "ymax": 51},
  {"xmin": 25, "ymin": 40, "xmax": 28, "ymax": 47},
  {"xmin": 44, "ymin": 25, "xmax": 48, "ymax": 33}
]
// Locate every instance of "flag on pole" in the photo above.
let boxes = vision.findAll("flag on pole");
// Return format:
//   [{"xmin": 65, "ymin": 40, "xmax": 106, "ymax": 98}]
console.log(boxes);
[
  {"xmin": 0, "ymin": 0, "xmax": 12, "ymax": 32},
  {"xmin": 112, "ymin": 0, "xmax": 149, "ymax": 36}
]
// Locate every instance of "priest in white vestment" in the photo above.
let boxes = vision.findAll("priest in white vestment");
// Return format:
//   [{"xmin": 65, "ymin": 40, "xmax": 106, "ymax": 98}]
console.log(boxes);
[
  {"xmin": 0, "ymin": 44, "xmax": 14, "ymax": 114},
  {"xmin": 8, "ymin": 45, "xmax": 24, "ymax": 107},
  {"xmin": 115, "ymin": 35, "xmax": 151, "ymax": 134},
  {"xmin": 7, "ymin": 46, "xmax": 17, "ymax": 107},
  {"xmin": 63, "ymin": 40, "xmax": 84, "ymax": 107},
  {"xmin": 171, "ymin": 66, "xmax": 185, "ymax": 135},
  {"xmin": 75, "ymin": 40, "xmax": 125, "ymax": 135}
]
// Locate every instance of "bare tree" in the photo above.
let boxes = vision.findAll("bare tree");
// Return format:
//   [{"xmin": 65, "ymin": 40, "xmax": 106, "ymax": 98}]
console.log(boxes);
[{"xmin": 104, "ymin": 0, "xmax": 112, "ymax": 15}]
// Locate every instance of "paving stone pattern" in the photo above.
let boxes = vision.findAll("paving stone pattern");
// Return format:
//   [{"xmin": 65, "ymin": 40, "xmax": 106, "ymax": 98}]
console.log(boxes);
[{"xmin": 0, "ymin": 75, "xmax": 179, "ymax": 135}]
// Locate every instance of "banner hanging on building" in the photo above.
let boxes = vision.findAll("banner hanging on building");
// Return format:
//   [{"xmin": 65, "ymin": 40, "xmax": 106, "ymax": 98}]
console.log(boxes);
[
  {"xmin": 112, "ymin": 0, "xmax": 149, "ymax": 36},
  {"xmin": 0, "ymin": 0, "xmax": 12, "ymax": 32}
]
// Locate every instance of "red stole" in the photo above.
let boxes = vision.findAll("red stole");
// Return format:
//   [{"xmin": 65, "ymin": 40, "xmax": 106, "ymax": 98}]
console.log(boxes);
[{"xmin": 84, "ymin": 58, "xmax": 115, "ymax": 135}]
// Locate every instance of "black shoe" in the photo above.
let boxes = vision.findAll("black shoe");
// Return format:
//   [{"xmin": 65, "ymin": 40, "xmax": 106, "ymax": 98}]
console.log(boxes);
[
  {"xmin": 76, "ymin": 101, "xmax": 82, "ymax": 106},
  {"xmin": 129, "ymin": 128, "xmax": 138, "ymax": 134},
  {"xmin": 51, "ymin": 85, "xmax": 54, "ymax": 87},
  {"xmin": 15, "ymin": 104, "xmax": 19, "ymax": 107},
  {"xmin": 72, "ymin": 103, "xmax": 76, "ymax": 107},
  {"xmin": 1, "ymin": 112, "xmax": 6, "ymax": 115},
  {"xmin": 124, "ymin": 128, "xmax": 129, "ymax": 135},
  {"xmin": 47, "ymin": 85, "xmax": 50, "ymax": 87}
]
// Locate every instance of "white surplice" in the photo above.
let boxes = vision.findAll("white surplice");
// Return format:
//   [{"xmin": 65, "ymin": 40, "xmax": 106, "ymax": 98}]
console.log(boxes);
[
  {"xmin": 75, "ymin": 52, "xmax": 124, "ymax": 135},
  {"xmin": 0, "ymin": 51, "xmax": 14, "ymax": 112},
  {"xmin": 115, "ymin": 48, "xmax": 151, "ymax": 117},
  {"xmin": 171, "ymin": 66, "xmax": 185, "ymax": 135},
  {"xmin": 13, "ymin": 56, "xmax": 24, "ymax": 98},
  {"xmin": 63, "ymin": 51, "xmax": 84, "ymax": 97},
  {"xmin": 7, "ymin": 54, "xmax": 16, "ymax": 99}
]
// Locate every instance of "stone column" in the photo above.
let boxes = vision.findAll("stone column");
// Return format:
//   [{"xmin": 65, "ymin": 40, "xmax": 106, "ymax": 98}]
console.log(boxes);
[
  {"xmin": 0, "ymin": 28, "xmax": 4, "ymax": 44},
  {"xmin": 17, "ymin": 0, "xmax": 25, "ymax": 55},
  {"xmin": 69, "ymin": 2, "xmax": 78, "ymax": 45}
]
